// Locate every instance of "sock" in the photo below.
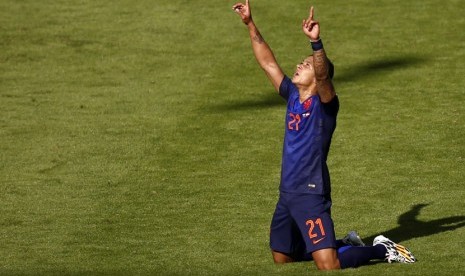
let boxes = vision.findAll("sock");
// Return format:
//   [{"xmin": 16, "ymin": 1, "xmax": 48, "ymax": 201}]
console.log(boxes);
[
  {"xmin": 335, "ymin": 239, "xmax": 345, "ymax": 249},
  {"xmin": 337, "ymin": 245, "xmax": 387, "ymax": 269}
]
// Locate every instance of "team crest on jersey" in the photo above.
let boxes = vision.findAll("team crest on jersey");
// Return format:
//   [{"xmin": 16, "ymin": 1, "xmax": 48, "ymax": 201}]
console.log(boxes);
[{"xmin": 303, "ymin": 98, "xmax": 313, "ymax": 110}]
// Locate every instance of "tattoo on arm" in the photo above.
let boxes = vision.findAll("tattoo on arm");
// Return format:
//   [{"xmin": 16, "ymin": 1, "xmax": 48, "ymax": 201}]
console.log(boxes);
[
  {"xmin": 313, "ymin": 50, "xmax": 328, "ymax": 79},
  {"xmin": 252, "ymin": 30, "xmax": 265, "ymax": 44},
  {"xmin": 313, "ymin": 49, "xmax": 336, "ymax": 102}
]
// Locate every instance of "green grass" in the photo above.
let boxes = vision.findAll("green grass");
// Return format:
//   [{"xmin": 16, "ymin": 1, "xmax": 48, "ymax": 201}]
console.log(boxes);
[{"xmin": 1, "ymin": 0, "xmax": 464, "ymax": 275}]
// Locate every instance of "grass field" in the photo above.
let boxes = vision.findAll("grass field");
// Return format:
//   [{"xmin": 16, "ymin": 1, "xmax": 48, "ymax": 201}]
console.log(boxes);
[{"xmin": 1, "ymin": 0, "xmax": 464, "ymax": 275}]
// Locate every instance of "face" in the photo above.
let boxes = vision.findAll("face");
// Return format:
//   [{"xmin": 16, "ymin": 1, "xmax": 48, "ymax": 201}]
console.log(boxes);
[{"xmin": 291, "ymin": 56, "xmax": 316, "ymax": 86}]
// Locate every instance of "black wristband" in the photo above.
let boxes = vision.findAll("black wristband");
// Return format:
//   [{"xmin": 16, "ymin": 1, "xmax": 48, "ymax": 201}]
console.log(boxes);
[{"xmin": 310, "ymin": 39, "xmax": 323, "ymax": 51}]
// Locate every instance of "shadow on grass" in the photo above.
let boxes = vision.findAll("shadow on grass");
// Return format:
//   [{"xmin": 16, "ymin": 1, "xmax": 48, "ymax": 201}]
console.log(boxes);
[
  {"xmin": 363, "ymin": 203, "xmax": 465, "ymax": 244},
  {"xmin": 208, "ymin": 92, "xmax": 284, "ymax": 112},
  {"xmin": 334, "ymin": 55, "xmax": 428, "ymax": 83},
  {"xmin": 211, "ymin": 54, "xmax": 428, "ymax": 112}
]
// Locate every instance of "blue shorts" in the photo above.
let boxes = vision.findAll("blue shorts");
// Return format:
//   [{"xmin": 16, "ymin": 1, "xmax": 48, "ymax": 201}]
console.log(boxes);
[{"xmin": 270, "ymin": 192, "xmax": 336, "ymax": 260}]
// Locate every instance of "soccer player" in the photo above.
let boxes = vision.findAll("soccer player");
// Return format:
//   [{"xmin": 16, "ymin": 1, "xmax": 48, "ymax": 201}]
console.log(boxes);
[{"xmin": 232, "ymin": 0, "xmax": 416, "ymax": 270}]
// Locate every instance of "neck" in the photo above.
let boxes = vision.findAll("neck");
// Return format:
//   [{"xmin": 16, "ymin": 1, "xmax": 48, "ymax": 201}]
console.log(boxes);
[{"xmin": 297, "ymin": 83, "xmax": 317, "ymax": 102}]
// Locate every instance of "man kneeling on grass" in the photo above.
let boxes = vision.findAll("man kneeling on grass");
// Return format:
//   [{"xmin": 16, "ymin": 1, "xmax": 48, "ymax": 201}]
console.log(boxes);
[{"xmin": 232, "ymin": 0, "xmax": 416, "ymax": 270}]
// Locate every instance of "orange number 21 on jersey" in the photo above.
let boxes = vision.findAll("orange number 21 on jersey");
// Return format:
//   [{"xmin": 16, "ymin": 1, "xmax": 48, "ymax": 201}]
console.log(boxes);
[{"xmin": 288, "ymin": 113, "xmax": 301, "ymax": 131}]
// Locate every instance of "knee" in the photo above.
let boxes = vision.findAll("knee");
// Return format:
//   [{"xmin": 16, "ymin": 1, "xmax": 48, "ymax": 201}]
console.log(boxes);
[
  {"xmin": 315, "ymin": 259, "xmax": 340, "ymax": 270},
  {"xmin": 313, "ymin": 249, "xmax": 341, "ymax": 270},
  {"xmin": 272, "ymin": 251, "xmax": 294, "ymax": 264}
]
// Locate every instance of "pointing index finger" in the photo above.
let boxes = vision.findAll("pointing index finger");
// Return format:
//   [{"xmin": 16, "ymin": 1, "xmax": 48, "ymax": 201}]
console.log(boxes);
[{"xmin": 309, "ymin": 6, "xmax": 314, "ymax": 20}]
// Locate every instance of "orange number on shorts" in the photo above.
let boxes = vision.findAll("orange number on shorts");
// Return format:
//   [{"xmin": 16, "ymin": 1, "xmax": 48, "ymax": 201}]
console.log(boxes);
[{"xmin": 306, "ymin": 218, "xmax": 326, "ymax": 239}]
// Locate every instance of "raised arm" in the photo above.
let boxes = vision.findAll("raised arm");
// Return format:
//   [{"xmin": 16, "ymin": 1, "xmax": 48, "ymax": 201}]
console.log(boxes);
[
  {"xmin": 302, "ymin": 6, "xmax": 336, "ymax": 103},
  {"xmin": 233, "ymin": 0, "xmax": 284, "ymax": 92}
]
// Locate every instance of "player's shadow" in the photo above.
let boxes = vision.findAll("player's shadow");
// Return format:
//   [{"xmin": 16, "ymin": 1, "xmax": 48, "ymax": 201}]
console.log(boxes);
[
  {"xmin": 212, "ymin": 55, "xmax": 427, "ymax": 111},
  {"xmin": 208, "ymin": 92, "xmax": 284, "ymax": 112},
  {"xmin": 334, "ymin": 55, "xmax": 427, "ymax": 84},
  {"xmin": 363, "ymin": 203, "xmax": 465, "ymax": 244}
]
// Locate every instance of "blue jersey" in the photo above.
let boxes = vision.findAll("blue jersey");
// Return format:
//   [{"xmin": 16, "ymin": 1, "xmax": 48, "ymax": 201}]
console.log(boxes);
[{"xmin": 278, "ymin": 76, "xmax": 339, "ymax": 195}]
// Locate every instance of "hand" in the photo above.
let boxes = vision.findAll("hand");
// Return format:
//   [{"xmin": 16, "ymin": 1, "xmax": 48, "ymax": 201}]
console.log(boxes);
[
  {"xmin": 302, "ymin": 6, "xmax": 320, "ymax": 41},
  {"xmin": 232, "ymin": 0, "xmax": 252, "ymax": 25}
]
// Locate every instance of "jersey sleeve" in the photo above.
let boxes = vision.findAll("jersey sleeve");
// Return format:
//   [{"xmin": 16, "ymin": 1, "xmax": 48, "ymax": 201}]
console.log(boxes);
[
  {"xmin": 278, "ymin": 75, "xmax": 292, "ymax": 101},
  {"xmin": 321, "ymin": 95, "xmax": 339, "ymax": 117}
]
